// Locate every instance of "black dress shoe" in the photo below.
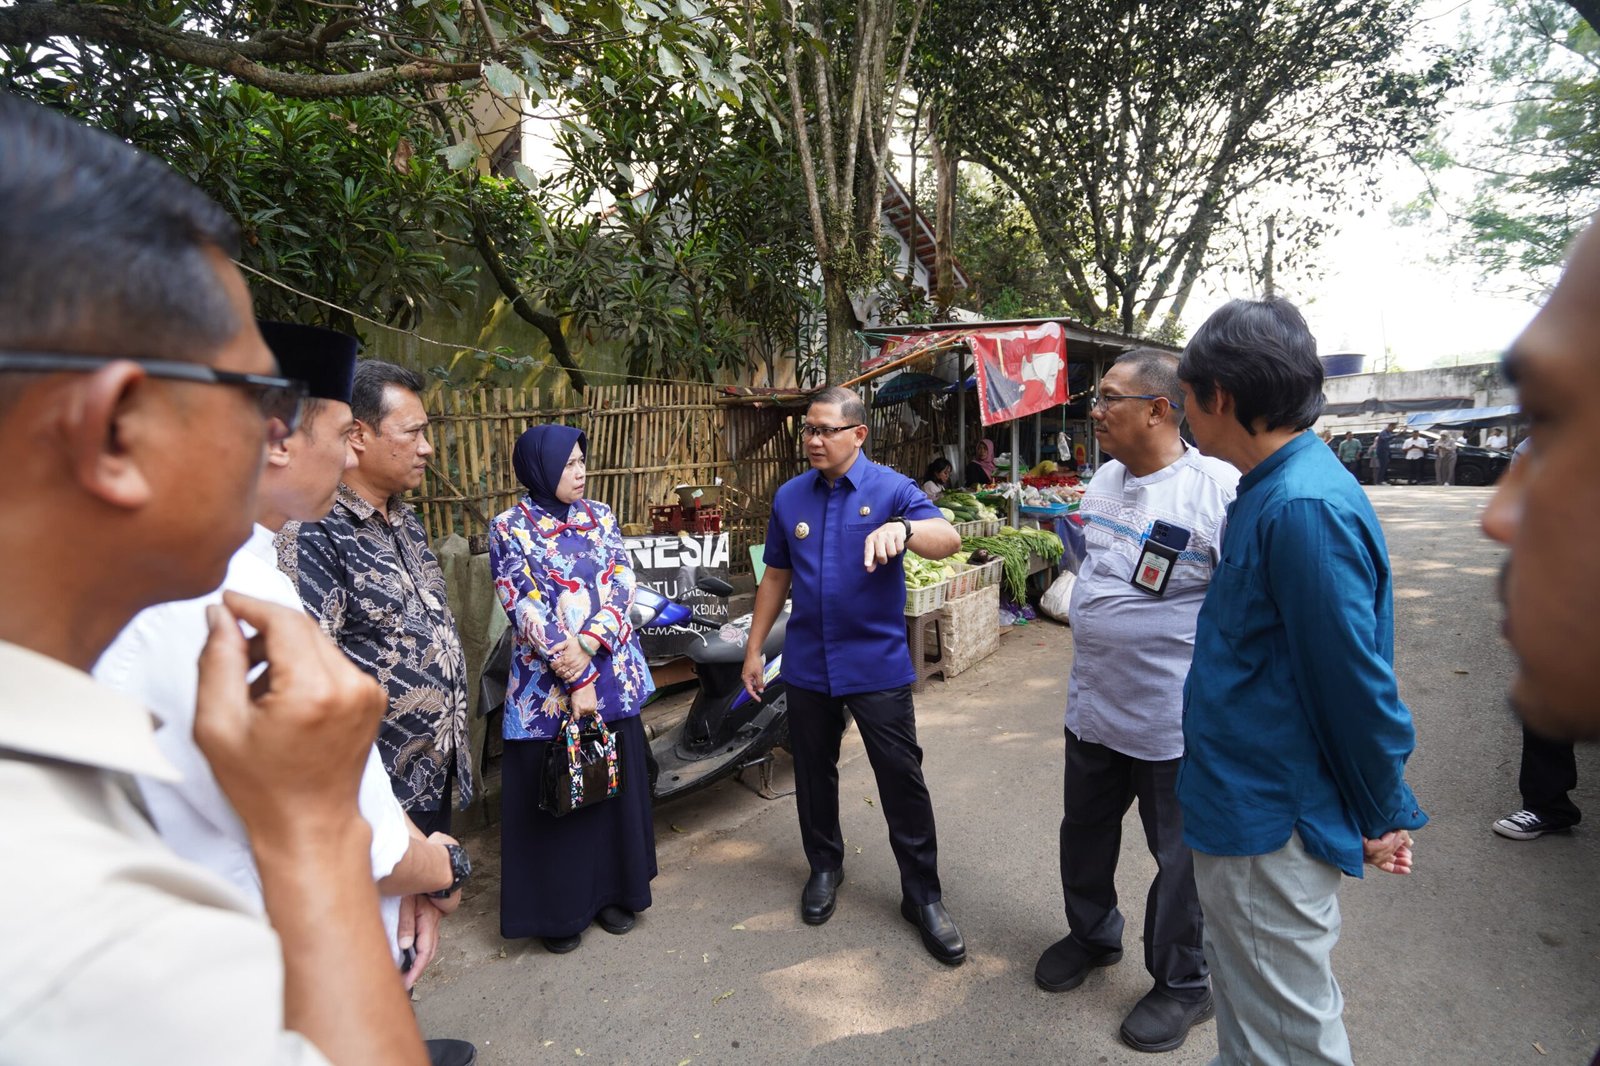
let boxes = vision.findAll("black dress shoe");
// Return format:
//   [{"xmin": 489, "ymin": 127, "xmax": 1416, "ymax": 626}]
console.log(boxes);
[
  {"xmin": 596, "ymin": 905, "xmax": 636, "ymax": 935},
  {"xmin": 1034, "ymin": 934, "xmax": 1122, "ymax": 992},
  {"xmin": 425, "ymin": 1038, "xmax": 478, "ymax": 1066},
  {"xmin": 899, "ymin": 899, "xmax": 966, "ymax": 966},
  {"xmin": 800, "ymin": 869, "xmax": 841, "ymax": 925},
  {"xmin": 541, "ymin": 933, "xmax": 581, "ymax": 954},
  {"xmin": 1119, "ymin": 987, "xmax": 1215, "ymax": 1053}
]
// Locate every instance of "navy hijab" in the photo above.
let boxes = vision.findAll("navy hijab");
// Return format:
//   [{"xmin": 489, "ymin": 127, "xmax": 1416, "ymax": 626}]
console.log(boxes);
[{"xmin": 513, "ymin": 424, "xmax": 587, "ymax": 518}]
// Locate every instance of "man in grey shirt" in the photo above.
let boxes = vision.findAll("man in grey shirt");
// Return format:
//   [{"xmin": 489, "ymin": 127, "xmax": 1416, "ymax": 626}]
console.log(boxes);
[{"xmin": 1034, "ymin": 350, "xmax": 1238, "ymax": 1054}]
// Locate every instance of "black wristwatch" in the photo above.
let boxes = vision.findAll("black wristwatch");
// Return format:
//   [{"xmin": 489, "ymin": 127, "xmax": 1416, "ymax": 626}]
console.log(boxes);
[
  {"xmin": 427, "ymin": 843, "xmax": 472, "ymax": 899},
  {"xmin": 894, "ymin": 516, "xmax": 914, "ymax": 543}
]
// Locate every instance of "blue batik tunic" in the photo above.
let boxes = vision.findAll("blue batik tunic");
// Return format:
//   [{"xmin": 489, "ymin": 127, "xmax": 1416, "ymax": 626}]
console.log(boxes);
[{"xmin": 489, "ymin": 497, "xmax": 654, "ymax": 740}]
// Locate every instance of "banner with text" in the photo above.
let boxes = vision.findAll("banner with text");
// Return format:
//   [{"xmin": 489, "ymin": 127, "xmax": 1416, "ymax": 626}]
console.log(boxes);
[{"xmin": 623, "ymin": 532, "xmax": 731, "ymax": 662}]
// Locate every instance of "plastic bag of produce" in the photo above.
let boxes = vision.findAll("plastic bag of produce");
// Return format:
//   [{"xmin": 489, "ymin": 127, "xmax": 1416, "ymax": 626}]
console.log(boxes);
[{"xmin": 1038, "ymin": 571, "xmax": 1077, "ymax": 624}]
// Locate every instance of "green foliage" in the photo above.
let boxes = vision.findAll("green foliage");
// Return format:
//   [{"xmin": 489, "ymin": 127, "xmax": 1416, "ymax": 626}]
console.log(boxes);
[
  {"xmin": 1453, "ymin": 0, "xmax": 1600, "ymax": 287},
  {"xmin": 473, "ymin": 34, "xmax": 817, "ymax": 385},
  {"xmin": 0, "ymin": 0, "xmax": 811, "ymax": 387},
  {"xmin": 916, "ymin": 0, "xmax": 1461, "ymax": 333},
  {"xmin": 945, "ymin": 169, "xmax": 1076, "ymax": 319},
  {"xmin": 1, "ymin": 50, "xmax": 474, "ymax": 329}
]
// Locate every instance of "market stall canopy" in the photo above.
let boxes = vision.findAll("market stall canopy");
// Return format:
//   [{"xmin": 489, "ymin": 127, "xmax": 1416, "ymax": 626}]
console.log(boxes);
[
  {"xmin": 1323, "ymin": 396, "xmax": 1472, "ymax": 417},
  {"xmin": 871, "ymin": 372, "xmax": 951, "ymax": 406},
  {"xmin": 1405, "ymin": 404, "xmax": 1522, "ymax": 429},
  {"xmin": 857, "ymin": 315, "xmax": 1171, "ymax": 422}
]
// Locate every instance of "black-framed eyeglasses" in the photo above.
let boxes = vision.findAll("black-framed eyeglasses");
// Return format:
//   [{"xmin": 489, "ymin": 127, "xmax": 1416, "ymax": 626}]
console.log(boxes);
[
  {"xmin": 798, "ymin": 422, "xmax": 863, "ymax": 440},
  {"xmin": 0, "ymin": 350, "xmax": 307, "ymax": 440},
  {"xmin": 1090, "ymin": 391, "xmax": 1179, "ymax": 412}
]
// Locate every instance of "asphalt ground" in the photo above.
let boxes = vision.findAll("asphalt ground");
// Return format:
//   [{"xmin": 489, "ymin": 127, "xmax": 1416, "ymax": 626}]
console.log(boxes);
[{"xmin": 414, "ymin": 486, "xmax": 1600, "ymax": 1065}]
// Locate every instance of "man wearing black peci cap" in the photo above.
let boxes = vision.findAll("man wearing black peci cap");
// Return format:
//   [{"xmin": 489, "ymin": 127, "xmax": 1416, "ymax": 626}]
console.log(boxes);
[{"xmin": 96, "ymin": 322, "xmax": 477, "ymax": 1066}]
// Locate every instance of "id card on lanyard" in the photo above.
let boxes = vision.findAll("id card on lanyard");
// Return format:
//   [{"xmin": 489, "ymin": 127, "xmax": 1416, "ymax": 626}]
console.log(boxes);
[{"xmin": 1131, "ymin": 520, "xmax": 1191, "ymax": 596}]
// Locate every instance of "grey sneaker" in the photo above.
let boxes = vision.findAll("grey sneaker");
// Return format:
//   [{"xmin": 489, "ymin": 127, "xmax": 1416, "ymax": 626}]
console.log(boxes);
[{"xmin": 1492, "ymin": 809, "xmax": 1574, "ymax": 840}]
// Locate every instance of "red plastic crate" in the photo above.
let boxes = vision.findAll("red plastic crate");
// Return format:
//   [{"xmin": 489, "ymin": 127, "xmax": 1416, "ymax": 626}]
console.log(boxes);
[{"xmin": 649, "ymin": 504, "xmax": 722, "ymax": 534}]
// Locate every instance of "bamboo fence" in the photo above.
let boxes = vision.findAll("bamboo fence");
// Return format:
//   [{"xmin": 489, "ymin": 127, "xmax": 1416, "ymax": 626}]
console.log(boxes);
[
  {"xmin": 413, "ymin": 382, "xmax": 947, "ymax": 570},
  {"xmin": 413, "ymin": 383, "xmax": 825, "ymax": 571}
]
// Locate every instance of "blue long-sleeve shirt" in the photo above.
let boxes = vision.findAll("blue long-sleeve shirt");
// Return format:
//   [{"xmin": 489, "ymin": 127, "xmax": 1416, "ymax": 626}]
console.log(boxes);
[{"xmin": 1176, "ymin": 432, "xmax": 1427, "ymax": 877}]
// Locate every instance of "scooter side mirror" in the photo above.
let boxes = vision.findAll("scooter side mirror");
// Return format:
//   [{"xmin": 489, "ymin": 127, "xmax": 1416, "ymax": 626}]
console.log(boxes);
[{"xmin": 696, "ymin": 575, "xmax": 734, "ymax": 597}]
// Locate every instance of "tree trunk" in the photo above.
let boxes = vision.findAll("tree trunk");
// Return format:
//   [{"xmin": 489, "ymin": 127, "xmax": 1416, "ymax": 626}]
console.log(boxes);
[
  {"xmin": 932, "ymin": 123, "xmax": 958, "ymax": 314},
  {"xmin": 822, "ymin": 271, "xmax": 860, "ymax": 382}
]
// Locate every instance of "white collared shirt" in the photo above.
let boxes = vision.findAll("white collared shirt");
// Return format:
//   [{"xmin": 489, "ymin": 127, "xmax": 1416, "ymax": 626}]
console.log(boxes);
[
  {"xmin": 0, "ymin": 640, "xmax": 330, "ymax": 1065},
  {"xmin": 94, "ymin": 524, "xmax": 410, "ymax": 959}
]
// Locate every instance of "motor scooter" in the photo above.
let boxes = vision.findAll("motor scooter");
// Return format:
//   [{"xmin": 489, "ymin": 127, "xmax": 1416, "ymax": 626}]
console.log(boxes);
[
  {"xmin": 630, "ymin": 573, "xmax": 793, "ymax": 803},
  {"xmin": 478, "ymin": 571, "xmax": 793, "ymax": 805}
]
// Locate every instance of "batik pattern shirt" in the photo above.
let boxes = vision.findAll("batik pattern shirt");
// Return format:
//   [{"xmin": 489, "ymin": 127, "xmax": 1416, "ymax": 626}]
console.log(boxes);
[
  {"xmin": 278, "ymin": 485, "xmax": 474, "ymax": 813},
  {"xmin": 488, "ymin": 497, "xmax": 654, "ymax": 741}
]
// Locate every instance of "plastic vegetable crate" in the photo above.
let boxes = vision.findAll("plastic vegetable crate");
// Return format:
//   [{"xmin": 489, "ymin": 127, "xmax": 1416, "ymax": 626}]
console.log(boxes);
[
  {"xmin": 970, "ymin": 558, "xmax": 1004, "ymax": 590},
  {"xmin": 904, "ymin": 581, "xmax": 947, "ymax": 616},
  {"xmin": 946, "ymin": 561, "xmax": 981, "ymax": 600}
]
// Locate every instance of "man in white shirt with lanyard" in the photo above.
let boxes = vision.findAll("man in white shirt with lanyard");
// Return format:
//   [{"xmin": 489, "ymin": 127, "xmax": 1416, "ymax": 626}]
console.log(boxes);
[
  {"xmin": 94, "ymin": 323, "xmax": 476, "ymax": 1066},
  {"xmin": 1034, "ymin": 349, "xmax": 1238, "ymax": 1054}
]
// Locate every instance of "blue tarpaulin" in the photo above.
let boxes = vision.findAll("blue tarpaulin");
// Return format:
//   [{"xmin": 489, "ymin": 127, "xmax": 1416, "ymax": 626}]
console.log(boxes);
[{"xmin": 1405, "ymin": 404, "xmax": 1520, "ymax": 429}]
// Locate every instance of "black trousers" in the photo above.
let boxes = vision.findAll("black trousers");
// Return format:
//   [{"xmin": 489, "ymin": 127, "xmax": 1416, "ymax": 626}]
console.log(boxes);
[
  {"xmin": 1059, "ymin": 729, "xmax": 1208, "ymax": 1000},
  {"xmin": 787, "ymin": 684, "xmax": 942, "ymax": 904},
  {"xmin": 1520, "ymin": 724, "xmax": 1581, "ymax": 825}
]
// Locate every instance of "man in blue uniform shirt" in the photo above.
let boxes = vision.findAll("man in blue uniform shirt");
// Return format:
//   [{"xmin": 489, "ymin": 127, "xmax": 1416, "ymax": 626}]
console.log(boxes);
[
  {"xmin": 741, "ymin": 386, "xmax": 966, "ymax": 964},
  {"xmin": 1176, "ymin": 298, "xmax": 1426, "ymax": 1065}
]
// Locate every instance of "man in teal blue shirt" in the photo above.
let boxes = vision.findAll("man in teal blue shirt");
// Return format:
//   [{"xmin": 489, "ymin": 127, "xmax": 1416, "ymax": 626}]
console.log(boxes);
[{"xmin": 1176, "ymin": 298, "xmax": 1426, "ymax": 1065}]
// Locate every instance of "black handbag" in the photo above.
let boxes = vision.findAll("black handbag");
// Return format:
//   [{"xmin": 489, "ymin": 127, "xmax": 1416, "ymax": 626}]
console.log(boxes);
[{"xmin": 539, "ymin": 712, "xmax": 623, "ymax": 817}]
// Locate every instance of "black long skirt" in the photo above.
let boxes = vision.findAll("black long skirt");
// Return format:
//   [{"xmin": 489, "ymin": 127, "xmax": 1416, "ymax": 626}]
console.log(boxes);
[{"xmin": 500, "ymin": 715, "xmax": 658, "ymax": 940}]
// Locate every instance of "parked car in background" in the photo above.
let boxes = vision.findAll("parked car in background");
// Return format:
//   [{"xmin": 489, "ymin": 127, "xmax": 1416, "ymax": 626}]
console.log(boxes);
[{"xmin": 1353, "ymin": 429, "xmax": 1510, "ymax": 486}]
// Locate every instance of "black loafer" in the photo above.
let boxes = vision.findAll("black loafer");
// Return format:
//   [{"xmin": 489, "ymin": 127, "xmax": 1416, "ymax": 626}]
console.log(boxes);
[
  {"xmin": 900, "ymin": 899, "xmax": 966, "ymax": 966},
  {"xmin": 425, "ymin": 1038, "xmax": 478, "ymax": 1066},
  {"xmin": 801, "ymin": 869, "xmax": 841, "ymax": 925},
  {"xmin": 596, "ymin": 905, "xmax": 636, "ymax": 935},
  {"xmin": 1034, "ymin": 934, "xmax": 1122, "ymax": 992},
  {"xmin": 1119, "ymin": 987, "xmax": 1215, "ymax": 1053},
  {"xmin": 541, "ymin": 933, "xmax": 581, "ymax": 954}
]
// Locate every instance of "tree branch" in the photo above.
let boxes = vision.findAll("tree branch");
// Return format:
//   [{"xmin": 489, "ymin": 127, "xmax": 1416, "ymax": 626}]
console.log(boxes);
[
  {"xmin": 0, "ymin": 4, "xmax": 483, "ymax": 98},
  {"xmin": 468, "ymin": 205, "xmax": 589, "ymax": 393}
]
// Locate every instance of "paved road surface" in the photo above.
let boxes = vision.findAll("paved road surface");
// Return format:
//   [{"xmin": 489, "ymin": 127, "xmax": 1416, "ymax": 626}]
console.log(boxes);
[{"xmin": 415, "ymin": 487, "xmax": 1600, "ymax": 1064}]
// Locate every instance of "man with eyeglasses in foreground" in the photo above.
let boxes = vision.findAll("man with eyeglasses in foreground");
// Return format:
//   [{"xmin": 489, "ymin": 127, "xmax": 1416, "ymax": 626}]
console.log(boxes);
[
  {"xmin": 282, "ymin": 361, "xmax": 473, "ymax": 838},
  {"xmin": 1034, "ymin": 350, "xmax": 1238, "ymax": 1053},
  {"xmin": 0, "ymin": 94, "xmax": 426, "ymax": 1064},
  {"xmin": 740, "ymin": 387, "xmax": 967, "ymax": 964}
]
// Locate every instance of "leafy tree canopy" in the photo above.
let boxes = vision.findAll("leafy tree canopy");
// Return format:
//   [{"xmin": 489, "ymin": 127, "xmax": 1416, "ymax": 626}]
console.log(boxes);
[{"xmin": 916, "ymin": 0, "xmax": 1461, "ymax": 335}]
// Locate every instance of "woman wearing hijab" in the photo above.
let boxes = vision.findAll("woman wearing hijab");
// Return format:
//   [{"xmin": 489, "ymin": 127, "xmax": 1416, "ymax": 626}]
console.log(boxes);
[
  {"xmin": 964, "ymin": 437, "xmax": 997, "ymax": 488},
  {"xmin": 488, "ymin": 424, "xmax": 657, "ymax": 954}
]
